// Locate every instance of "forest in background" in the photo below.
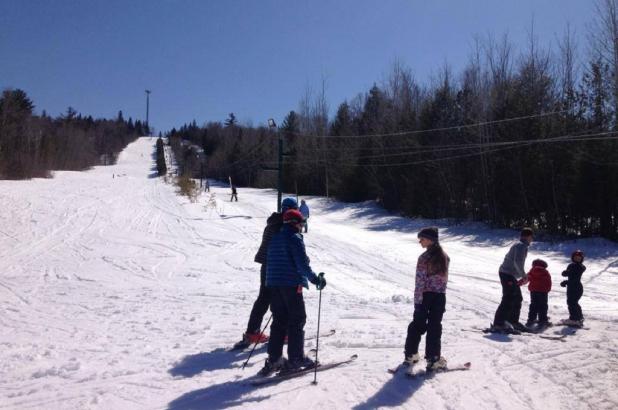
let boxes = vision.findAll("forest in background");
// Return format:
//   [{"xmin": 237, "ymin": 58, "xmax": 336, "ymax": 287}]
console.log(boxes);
[
  {"xmin": 168, "ymin": 2, "xmax": 618, "ymax": 240},
  {"xmin": 0, "ymin": 89, "xmax": 145, "ymax": 179}
]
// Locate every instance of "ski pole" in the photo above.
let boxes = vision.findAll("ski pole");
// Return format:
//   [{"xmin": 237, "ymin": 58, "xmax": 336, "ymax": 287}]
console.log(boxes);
[
  {"xmin": 312, "ymin": 282, "xmax": 323, "ymax": 385},
  {"xmin": 242, "ymin": 313, "xmax": 272, "ymax": 370}
]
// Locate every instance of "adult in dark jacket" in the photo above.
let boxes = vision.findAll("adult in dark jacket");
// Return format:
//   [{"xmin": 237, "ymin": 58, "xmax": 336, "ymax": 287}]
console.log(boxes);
[
  {"xmin": 236, "ymin": 197, "xmax": 298, "ymax": 348},
  {"xmin": 493, "ymin": 227, "xmax": 533, "ymax": 332},
  {"xmin": 258, "ymin": 209, "xmax": 326, "ymax": 376},
  {"xmin": 560, "ymin": 250, "xmax": 586, "ymax": 325}
]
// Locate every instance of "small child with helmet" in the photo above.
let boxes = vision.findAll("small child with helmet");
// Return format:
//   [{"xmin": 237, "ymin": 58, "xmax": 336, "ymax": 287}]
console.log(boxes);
[
  {"xmin": 524, "ymin": 259, "xmax": 552, "ymax": 329},
  {"xmin": 560, "ymin": 250, "xmax": 586, "ymax": 327}
]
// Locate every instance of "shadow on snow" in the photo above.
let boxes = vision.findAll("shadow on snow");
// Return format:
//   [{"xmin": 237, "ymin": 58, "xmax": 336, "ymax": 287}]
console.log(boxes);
[
  {"xmin": 167, "ymin": 378, "xmax": 270, "ymax": 410},
  {"xmin": 352, "ymin": 373, "xmax": 426, "ymax": 410},
  {"xmin": 168, "ymin": 345, "xmax": 266, "ymax": 378}
]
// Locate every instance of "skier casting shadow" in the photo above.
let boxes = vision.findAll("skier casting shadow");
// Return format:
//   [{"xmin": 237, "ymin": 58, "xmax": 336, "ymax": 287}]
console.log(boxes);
[{"xmin": 168, "ymin": 345, "xmax": 266, "ymax": 378}]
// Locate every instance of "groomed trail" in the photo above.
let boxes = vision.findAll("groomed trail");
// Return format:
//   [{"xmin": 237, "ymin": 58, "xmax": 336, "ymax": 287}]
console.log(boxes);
[{"xmin": 1, "ymin": 137, "xmax": 617, "ymax": 410}]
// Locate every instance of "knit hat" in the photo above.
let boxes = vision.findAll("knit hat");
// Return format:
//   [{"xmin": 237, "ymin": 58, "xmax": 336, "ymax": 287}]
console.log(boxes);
[
  {"xmin": 532, "ymin": 259, "xmax": 548, "ymax": 268},
  {"xmin": 418, "ymin": 227, "xmax": 439, "ymax": 242}
]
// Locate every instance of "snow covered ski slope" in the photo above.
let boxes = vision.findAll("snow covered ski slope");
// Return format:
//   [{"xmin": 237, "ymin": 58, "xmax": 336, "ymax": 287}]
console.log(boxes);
[{"xmin": 1, "ymin": 137, "xmax": 617, "ymax": 410}]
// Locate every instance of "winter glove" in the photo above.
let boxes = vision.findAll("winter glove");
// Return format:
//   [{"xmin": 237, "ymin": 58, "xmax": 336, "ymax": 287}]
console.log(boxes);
[
  {"xmin": 517, "ymin": 273, "xmax": 529, "ymax": 286},
  {"xmin": 560, "ymin": 280, "xmax": 568, "ymax": 287},
  {"xmin": 315, "ymin": 272, "xmax": 326, "ymax": 290},
  {"xmin": 561, "ymin": 270, "xmax": 568, "ymax": 277}
]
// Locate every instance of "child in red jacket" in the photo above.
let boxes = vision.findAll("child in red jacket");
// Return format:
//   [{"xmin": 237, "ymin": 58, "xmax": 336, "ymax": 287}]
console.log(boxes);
[{"xmin": 525, "ymin": 259, "xmax": 552, "ymax": 328}]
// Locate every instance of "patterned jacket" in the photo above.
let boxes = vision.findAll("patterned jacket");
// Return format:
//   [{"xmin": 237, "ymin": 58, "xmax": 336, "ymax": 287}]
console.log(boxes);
[
  {"xmin": 254, "ymin": 212, "xmax": 283, "ymax": 265},
  {"xmin": 266, "ymin": 224, "xmax": 318, "ymax": 288},
  {"xmin": 414, "ymin": 246, "xmax": 449, "ymax": 305}
]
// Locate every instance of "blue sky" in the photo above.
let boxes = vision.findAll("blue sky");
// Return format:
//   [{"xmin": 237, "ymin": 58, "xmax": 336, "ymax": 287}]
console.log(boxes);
[{"xmin": 1, "ymin": 0, "xmax": 594, "ymax": 133}]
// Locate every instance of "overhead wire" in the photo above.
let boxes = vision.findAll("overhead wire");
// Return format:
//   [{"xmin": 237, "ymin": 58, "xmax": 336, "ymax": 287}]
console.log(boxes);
[
  {"xmin": 259, "ymin": 130, "xmax": 618, "ymax": 168},
  {"xmin": 294, "ymin": 109, "xmax": 570, "ymax": 139}
]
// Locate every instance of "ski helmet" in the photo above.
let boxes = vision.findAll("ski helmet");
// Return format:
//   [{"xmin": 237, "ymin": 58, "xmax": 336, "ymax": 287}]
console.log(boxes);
[
  {"xmin": 283, "ymin": 209, "xmax": 304, "ymax": 224},
  {"xmin": 281, "ymin": 197, "xmax": 298, "ymax": 211},
  {"xmin": 571, "ymin": 250, "xmax": 584, "ymax": 262}
]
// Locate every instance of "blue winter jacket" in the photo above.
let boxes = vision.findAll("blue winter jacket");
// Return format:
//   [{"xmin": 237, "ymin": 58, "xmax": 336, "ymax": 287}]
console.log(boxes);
[
  {"xmin": 300, "ymin": 203, "xmax": 310, "ymax": 219},
  {"xmin": 266, "ymin": 224, "xmax": 318, "ymax": 288}
]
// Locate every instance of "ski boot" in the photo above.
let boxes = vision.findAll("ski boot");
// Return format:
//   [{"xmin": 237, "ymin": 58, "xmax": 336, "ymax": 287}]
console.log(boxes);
[
  {"xmin": 404, "ymin": 353, "xmax": 421, "ymax": 375},
  {"xmin": 560, "ymin": 318, "xmax": 584, "ymax": 327},
  {"xmin": 537, "ymin": 320, "xmax": 552, "ymax": 328},
  {"xmin": 233, "ymin": 331, "xmax": 269, "ymax": 350},
  {"xmin": 278, "ymin": 356, "xmax": 316, "ymax": 375},
  {"xmin": 244, "ymin": 331, "xmax": 269, "ymax": 344},
  {"xmin": 426, "ymin": 356, "xmax": 448, "ymax": 372},
  {"xmin": 489, "ymin": 322, "xmax": 517, "ymax": 334},
  {"xmin": 257, "ymin": 356, "xmax": 285, "ymax": 377},
  {"xmin": 510, "ymin": 321, "xmax": 530, "ymax": 333}
]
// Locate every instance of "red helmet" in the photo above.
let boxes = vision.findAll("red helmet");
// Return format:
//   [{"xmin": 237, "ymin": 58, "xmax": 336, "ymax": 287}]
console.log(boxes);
[
  {"xmin": 283, "ymin": 209, "xmax": 304, "ymax": 224},
  {"xmin": 571, "ymin": 250, "xmax": 584, "ymax": 262}
]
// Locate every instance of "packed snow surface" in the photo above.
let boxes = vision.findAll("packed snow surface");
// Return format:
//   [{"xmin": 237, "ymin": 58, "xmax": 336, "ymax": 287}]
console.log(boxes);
[{"xmin": 1, "ymin": 137, "xmax": 617, "ymax": 410}]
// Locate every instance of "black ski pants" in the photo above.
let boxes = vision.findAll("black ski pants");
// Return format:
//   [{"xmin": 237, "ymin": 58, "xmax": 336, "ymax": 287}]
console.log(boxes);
[
  {"xmin": 527, "ymin": 291, "xmax": 549, "ymax": 323},
  {"xmin": 567, "ymin": 283, "xmax": 584, "ymax": 321},
  {"xmin": 405, "ymin": 292, "xmax": 446, "ymax": 360},
  {"xmin": 267, "ymin": 285, "xmax": 307, "ymax": 362},
  {"xmin": 246, "ymin": 264, "xmax": 270, "ymax": 334},
  {"xmin": 494, "ymin": 272, "xmax": 523, "ymax": 326}
]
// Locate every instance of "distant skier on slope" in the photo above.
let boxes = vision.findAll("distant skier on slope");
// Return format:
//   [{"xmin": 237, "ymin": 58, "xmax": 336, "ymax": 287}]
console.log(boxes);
[
  {"xmin": 403, "ymin": 227, "xmax": 450, "ymax": 373},
  {"xmin": 299, "ymin": 199, "xmax": 310, "ymax": 233},
  {"xmin": 258, "ymin": 208, "xmax": 326, "ymax": 376},
  {"xmin": 234, "ymin": 197, "xmax": 299, "ymax": 349},
  {"xmin": 525, "ymin": 259, "xmax": 552, "ymax": 328},
  {"xmin": 560, "ymin": 250, "xmax": 586, "ymax": 327},
  {"xmin": 230, "ymin": 185, "xmax": 238, "ymax": 201},
  {"xmin": 492, "ymin": 227, "xmax": 533, "ymax": 332}
]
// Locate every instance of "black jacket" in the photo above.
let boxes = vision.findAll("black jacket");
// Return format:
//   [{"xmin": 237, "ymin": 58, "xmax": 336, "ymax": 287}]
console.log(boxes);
[
  {"xmin": 254, "ymin": 212, "xmax": 283, "ymax": 265},
  {"xmin": 562, "ymin": 262, "xmax": 586, "ymax": 286}
]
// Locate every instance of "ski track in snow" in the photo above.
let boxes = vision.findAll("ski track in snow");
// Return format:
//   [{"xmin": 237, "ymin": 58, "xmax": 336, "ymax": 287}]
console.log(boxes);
[{"xmin": 1, "ymin": 137, "xmax": 617, "ymax": 410}]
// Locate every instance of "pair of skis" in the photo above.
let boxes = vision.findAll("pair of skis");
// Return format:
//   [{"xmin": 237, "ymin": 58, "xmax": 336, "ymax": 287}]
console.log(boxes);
[
  {"xmin": 251, "ymin": 354, "xmax": 358, "ymax": 386},
  {"xmin": 464, "ymin": 322, "xmax": 584, "ymax": 341},
  {"xmin": 387, "ymin": 361, "xmax": 471, "ymax": 378},
  {"xmin": 252, "ymin": 354, "xmax": 471, "ymax": 386}
]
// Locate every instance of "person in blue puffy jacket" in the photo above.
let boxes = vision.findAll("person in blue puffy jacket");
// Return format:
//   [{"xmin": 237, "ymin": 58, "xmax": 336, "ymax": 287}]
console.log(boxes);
[
  {"xmin": 258, "ymin": 209, "xmax": 326, "ymax": 376},
  {"xmin": 233, "ymin": 198, "xmax": 299, "ymax": 349}
]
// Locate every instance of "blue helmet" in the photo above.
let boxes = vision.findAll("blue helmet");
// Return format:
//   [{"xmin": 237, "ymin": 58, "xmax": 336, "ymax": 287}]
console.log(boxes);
[{"xmin": 281, "ymin": 197, "xmax": 298, "ymax": 211}]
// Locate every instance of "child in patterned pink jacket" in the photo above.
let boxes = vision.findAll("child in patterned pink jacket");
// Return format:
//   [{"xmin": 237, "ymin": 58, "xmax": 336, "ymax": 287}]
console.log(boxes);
[{"xmin": 403, "ymin": 227, "xmax": 450, "ymax": 372}]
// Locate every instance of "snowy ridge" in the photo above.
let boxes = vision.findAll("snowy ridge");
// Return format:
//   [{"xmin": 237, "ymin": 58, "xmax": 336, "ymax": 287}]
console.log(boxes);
[{"xmin": 1, "ymin": 137, "xmax": 617, "ymax": 409}]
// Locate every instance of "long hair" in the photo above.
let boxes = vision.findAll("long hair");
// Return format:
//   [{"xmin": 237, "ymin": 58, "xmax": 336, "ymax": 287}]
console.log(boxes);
[{"xmin": 426, "ymin": 242, "xmax": 448, "ymax": 276}]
